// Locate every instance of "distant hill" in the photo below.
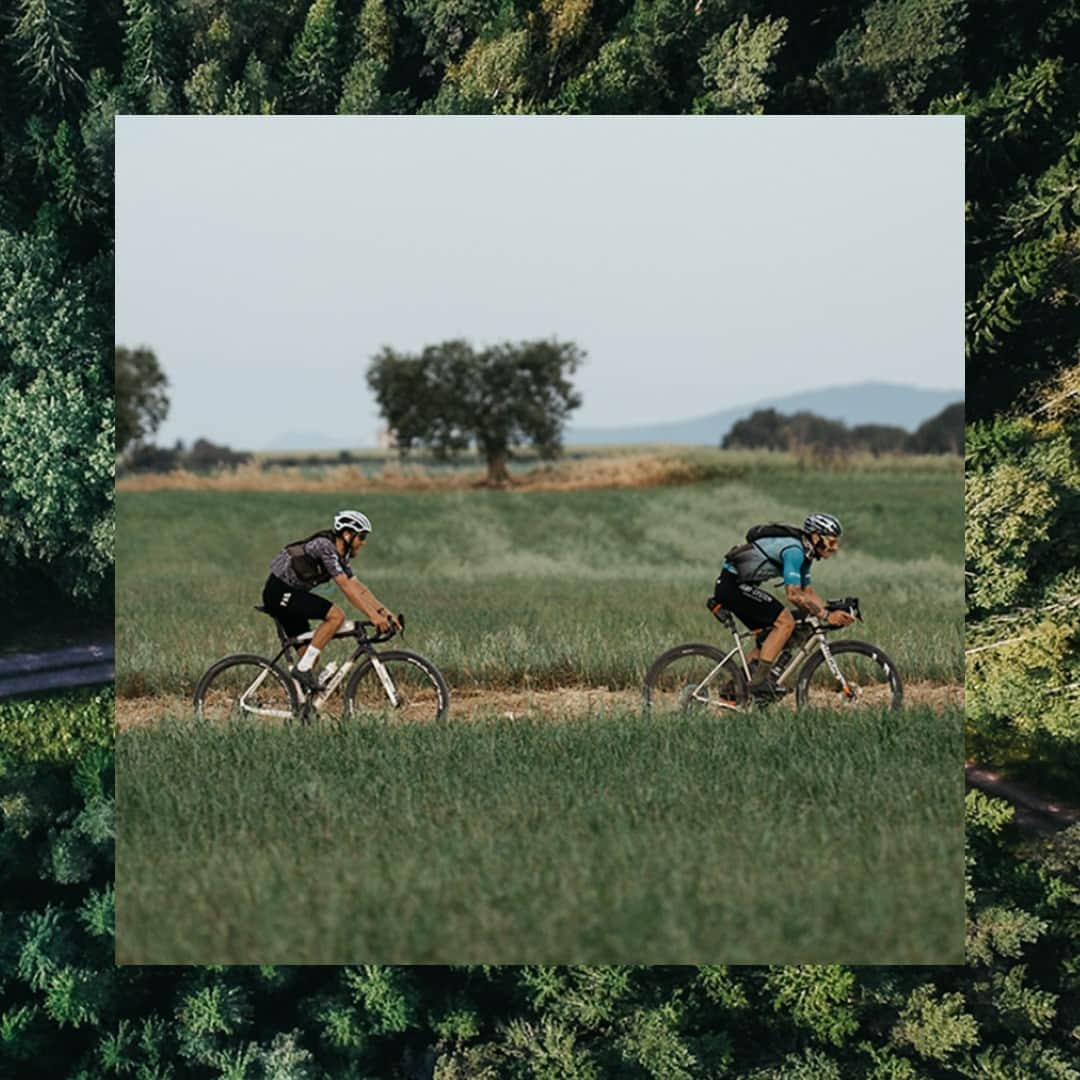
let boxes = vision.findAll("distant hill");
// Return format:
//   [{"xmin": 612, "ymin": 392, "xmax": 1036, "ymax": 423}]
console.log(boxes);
[{"xmin": 566, "ymin": 382, "xmax": 963, "ymax": 446}]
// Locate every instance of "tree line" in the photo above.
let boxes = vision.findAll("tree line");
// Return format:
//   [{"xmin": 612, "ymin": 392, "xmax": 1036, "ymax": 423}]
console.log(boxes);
[
  {"xmin": 120, "ymin": 341, "xmax": 962, "ymax": 482},
  {"xmin": 723, "ymin": 402, "xmax": 963, "ymax": 455},
  {"xmin": 118, "ymin": 338, "xmax": 583, "ymax": 486}
]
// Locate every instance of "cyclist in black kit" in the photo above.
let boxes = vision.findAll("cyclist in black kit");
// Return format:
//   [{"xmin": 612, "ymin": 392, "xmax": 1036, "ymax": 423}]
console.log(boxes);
[{"xmin": 262, "ymin": 509, "xmax": 399, "ymax": 692}]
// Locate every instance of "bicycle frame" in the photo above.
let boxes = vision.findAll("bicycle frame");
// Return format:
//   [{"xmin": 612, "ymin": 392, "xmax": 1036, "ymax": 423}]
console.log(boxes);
[
  {"xmin": 698, "ymin": 609, "xmax": 853, "ymax": 704},
  {"xmin": 264, "ymin": 616, "xmax": 399, "ymax": 712}
]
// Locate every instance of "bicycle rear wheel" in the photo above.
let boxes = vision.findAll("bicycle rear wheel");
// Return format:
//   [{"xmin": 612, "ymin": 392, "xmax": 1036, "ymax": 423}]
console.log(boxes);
[
  {"xmin": 642, "ymin": 643, "xmax": 749, "ymax": 714},
  {"xmin": 795, "ymin": 639, "xmax": 903, "ymax": 710},
  {"xmin": 193, "ymin": 654, "xmax": 300, "ymax": 724},
  {"xmin": 342, "ymin": 650, "xmax": 450, "ymax": 723}
]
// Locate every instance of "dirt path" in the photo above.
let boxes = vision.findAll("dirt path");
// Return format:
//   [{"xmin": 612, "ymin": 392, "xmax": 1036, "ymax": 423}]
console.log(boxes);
[
  {"xmin": 965, "ymin": 762, "xmax": 1080, "ymax": 835},
  {"xmin": 0, "ymin": 643, "xmax": 114, "ymax": 700},
  {"xmin": 116, "ymin": 681, "xmax": 962, "ymax": 729}
]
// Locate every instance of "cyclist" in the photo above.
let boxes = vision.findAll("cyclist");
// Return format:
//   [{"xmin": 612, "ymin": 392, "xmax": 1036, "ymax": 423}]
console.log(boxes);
[
  {"xmin": 262, "ymin": 509, "xmax": 399, "ymax": 693},
  {"xmin": 713, "ymin": 512, "xmax": 855, "ymax": 697}
]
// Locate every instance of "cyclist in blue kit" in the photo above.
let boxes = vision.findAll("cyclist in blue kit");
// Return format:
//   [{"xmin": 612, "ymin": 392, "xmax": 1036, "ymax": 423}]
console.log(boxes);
[{"xmin": 713, "ymin": 512, "xmax": 855, "ymax": 697}]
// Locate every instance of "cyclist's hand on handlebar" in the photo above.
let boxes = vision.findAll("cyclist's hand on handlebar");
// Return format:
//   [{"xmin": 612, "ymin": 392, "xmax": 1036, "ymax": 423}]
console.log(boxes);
[
  {"xmin": 827, "ymin": 610, "xmax": 856, "ymax": 627},
  {"xmin": 371, "ymin": 609, "xmax": 394, "ymax": 634}
]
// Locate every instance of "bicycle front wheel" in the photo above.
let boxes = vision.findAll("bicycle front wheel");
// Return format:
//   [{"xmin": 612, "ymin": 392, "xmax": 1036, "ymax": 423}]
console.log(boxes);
[
  {"xmin": 795, "ymin": 639, "xmax": 903, "ymax": 710},
  {"xmin": 642, "ymin": 643, "xmax": 749, "ymax": 714},
  {"xmin": 342, "ymin": 650, "xmax": 450, "ymax": 723},
  {"xmin": 193, "ymin": 654, "xmax": 300, "ymax": 724}
]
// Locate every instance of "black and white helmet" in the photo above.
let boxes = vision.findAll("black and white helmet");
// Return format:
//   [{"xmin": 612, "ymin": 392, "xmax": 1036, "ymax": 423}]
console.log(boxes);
[
  {"xmin": 804, "ymin": 512, "xmax": 843, "ymax": 538},
  {"xmin": 333, "ymin": 509, "xmax": 372, "ymax": 536}
]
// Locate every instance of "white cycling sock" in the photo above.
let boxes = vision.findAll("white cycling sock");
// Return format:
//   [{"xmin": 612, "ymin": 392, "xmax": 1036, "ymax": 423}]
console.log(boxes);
[{"xmin": 296, "ymin": 646, "xmax": 321, "ymax": 672}]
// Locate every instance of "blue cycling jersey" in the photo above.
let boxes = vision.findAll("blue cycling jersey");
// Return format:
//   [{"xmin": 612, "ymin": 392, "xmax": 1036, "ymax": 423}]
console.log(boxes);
[{"xmin": 724, "ymin": 537, "xmax": 812, "ymax": 587}]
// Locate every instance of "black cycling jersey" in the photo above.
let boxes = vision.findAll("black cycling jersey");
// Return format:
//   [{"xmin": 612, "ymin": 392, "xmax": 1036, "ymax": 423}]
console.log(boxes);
[{"xmin": 269, "ymin": 532, "xmax": 354, "ymax": 590}]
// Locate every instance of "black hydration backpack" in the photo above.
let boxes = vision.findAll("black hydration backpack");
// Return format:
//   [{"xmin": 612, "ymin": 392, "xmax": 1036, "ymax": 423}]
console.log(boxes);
[
  {"xmin": 724, "ymin": 523, "xmax": 808, "ymax": 582},
  {"xmin": 284, "ymin": 529, "xmax": 340, "ymax": 587}
]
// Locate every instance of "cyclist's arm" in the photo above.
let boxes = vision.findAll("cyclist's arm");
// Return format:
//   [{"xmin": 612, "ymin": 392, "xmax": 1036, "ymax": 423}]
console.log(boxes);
[
  {"xmin": 785, "ymin": 584, "xmax": 854, "ymax": 626},
  {"xmin": 781, "ymin": 547, "xmax": 824, "ymax": 615},
  {"xmin": 334, "ymin": 573, "xmax": 396, "ymax": 631},
  {"xmin": 785, "ymin": 584, "xmax": 826, "ymax": 618}
]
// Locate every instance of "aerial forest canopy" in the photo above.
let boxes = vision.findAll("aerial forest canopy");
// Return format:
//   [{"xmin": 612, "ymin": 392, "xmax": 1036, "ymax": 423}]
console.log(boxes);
[
  {"xmin": 3, "ymin": 1, "xmax": 1080, "ymax": 1074},
  {"xmin": 966, "ymin": 363, "xmax": 1080, "ymax": 775}
]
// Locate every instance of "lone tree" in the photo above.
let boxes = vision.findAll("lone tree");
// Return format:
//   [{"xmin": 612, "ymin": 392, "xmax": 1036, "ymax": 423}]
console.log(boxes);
[
  {"xmin": 116, "ymin": 345, "xmax": 170, "ymax": 455},
  {"xmin": 367, "ymin": 338, "xmax": 584, "ymax": 486}
]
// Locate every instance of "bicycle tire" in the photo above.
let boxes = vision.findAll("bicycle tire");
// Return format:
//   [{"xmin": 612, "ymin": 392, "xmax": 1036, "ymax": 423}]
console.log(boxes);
[
  {"xmin": 795, "ymin": 639, "xmax": 903, "ymax": 710},
  {"xmin": 342, "ymin": 649, "xmax": 450, "ymax": 723},
  {"xmin": 193, "ymin": 654, "xmax": 301, "ymax": 724},
  {"xmin": 642, "ymin": 642, "xmax": 750, "ymax": 713}
]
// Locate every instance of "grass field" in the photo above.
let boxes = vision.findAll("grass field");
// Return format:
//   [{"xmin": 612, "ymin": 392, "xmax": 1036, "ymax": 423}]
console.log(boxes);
[
  {"xmin": 117, "ymin": 459, "xmax": 963, "ymax": 698},
  {"xmin": 117, "ymin": 453, "xmax": 963, "ymax": 963},
  {"xmin": 116, "ymin": 703, "xmax": 964, "ymax": 965}
]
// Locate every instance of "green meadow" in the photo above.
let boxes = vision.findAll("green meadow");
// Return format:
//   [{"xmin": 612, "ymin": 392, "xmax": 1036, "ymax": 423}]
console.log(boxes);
[
  {"xmin": 116, "ymin": 704, "xmax": 964, "ymax": 965},
  {"xmin": 116, "ymin": 456, "xmax": 963, "ymax": 963},
  {"xmin": 116, "ymin": 460, "xmax": 963, "ymax": 700}
]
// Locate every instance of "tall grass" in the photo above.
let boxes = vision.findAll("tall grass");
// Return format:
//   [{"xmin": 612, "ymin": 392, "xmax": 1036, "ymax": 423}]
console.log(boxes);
[
  {"xmin": 116, "ymin": 704, "xmax": 964, "ymax": 965},
  {"xmin": 117, "ymin": 465, "xmax": 963, "ymax": 696}
]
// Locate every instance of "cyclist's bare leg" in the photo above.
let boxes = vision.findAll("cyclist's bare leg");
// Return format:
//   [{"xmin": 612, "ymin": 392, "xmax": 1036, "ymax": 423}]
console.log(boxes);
[
  {"xmin": 754, "ymin": 608, "xmax": 796, "ymax": 664},
  {"xmin": 296, "ymin": 605, "xmax": 345, "ymax": 662},
  {"xmin": 309, "ymin": 605, "xmax": 345, "ymax": 652}
]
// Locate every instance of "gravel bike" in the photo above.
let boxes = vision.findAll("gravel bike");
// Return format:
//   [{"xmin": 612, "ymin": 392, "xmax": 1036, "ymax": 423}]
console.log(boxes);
[
  {"xmin": 643, "ymin": 596, "xmax": 903, "ymax": 713},
  {"xmin": 193, "ymin": 606, "xmax": 449, "ymax": 724}
]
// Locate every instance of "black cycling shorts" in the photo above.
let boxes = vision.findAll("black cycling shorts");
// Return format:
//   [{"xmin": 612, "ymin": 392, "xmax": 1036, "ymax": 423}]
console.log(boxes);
[
  {"xmin": 262, "ymin": 574, "xmax": 333, "ymax": 639},
  {"xmin": 712, "ymin": 569, "xmax": 784, "ymax": 632}
]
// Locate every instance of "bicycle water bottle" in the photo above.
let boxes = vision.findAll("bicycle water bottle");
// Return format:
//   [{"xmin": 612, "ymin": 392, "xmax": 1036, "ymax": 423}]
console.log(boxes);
[{"xmin": 318, "ymin": 661, "xmax": 339, "ymax": 689}]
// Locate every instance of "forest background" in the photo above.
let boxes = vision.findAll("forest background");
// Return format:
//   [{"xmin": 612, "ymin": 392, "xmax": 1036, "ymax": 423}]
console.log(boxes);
[{"xmin": 2, "ymin": 0, "xmax": 1080, "ymax": 1075}]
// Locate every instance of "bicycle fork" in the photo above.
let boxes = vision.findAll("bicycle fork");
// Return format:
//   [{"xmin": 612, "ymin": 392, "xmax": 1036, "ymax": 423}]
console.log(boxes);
[
  {"xmin": 368, "ymin": 656, "xmax": 401, "ymax": 708},
  {"xmin": 817, "ymin": 640, "xmax": 857, "ymax": 699}
]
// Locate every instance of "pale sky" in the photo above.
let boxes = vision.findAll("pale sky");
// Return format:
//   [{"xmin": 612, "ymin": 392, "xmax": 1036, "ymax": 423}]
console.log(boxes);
[{"xmin": 115, "ymin": 115, "xmax": 963, "ymax": 450}]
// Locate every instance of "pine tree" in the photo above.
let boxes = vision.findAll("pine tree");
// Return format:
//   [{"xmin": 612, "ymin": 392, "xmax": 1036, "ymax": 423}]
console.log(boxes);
[
  {"xmin": 817, "ymin": 0, "xmax": 967, "ymax": 112},
  {"xmin": 285, "ymin": 0, "xmax": 343, "ymax": 112},
  {"xmin": 695, "ymin": 14, "xmax": 788, "ymax": 114},
  {"xmin": 9, "ymin": 0, "xmax": 85, "ymax": 108},
  {"xmin": 121, "ymin": 0, "xmax": 179, "ymax": 113}
]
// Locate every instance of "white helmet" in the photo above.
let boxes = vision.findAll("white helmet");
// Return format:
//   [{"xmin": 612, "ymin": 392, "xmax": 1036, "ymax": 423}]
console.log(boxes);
[
  {"xmin": 804, "ymin": 512, "xmax": 843, "ymax": 538},
  {"xmin": 334, "ymin": 509, "xmax": 372, "ymax": 536}
]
